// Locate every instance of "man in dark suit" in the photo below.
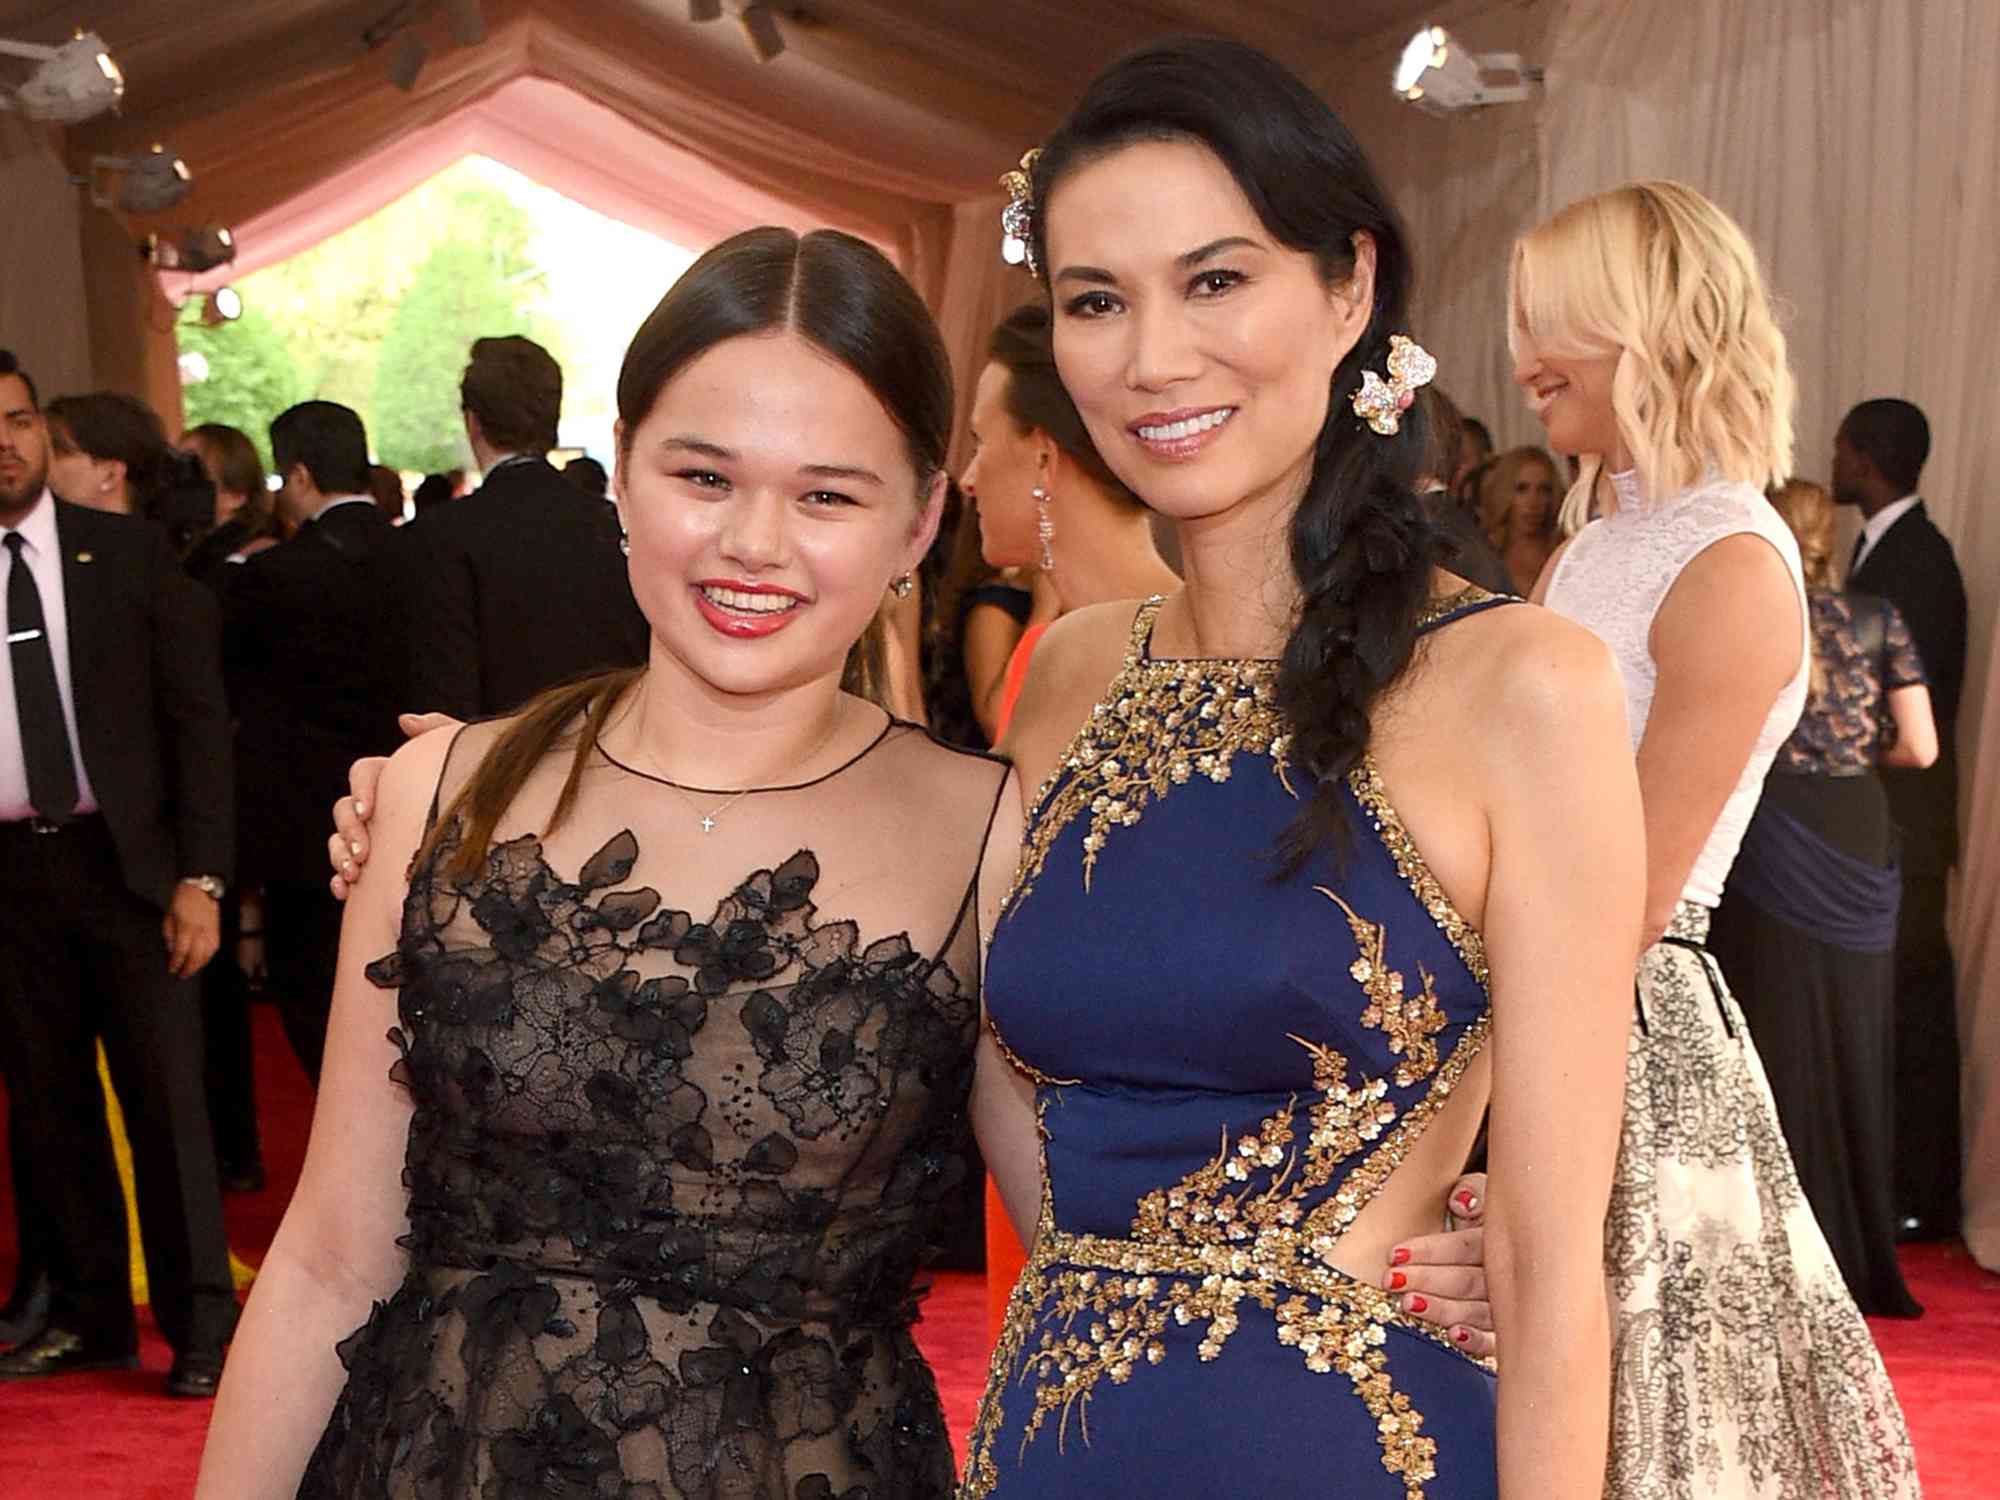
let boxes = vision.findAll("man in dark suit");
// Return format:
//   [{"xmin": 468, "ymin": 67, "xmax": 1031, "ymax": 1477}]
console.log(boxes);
[
  {"xmin": 0, "ymin": 349, "xmax": 236, "ymax": 1395},
  {"xmin": 223, "ymin": 402, "xmax": 408, "ymax": 1085},
  {"xmin": 403, "ymin": 336, "xmax": 648, "ymax": 717},
  {"xmin": 1834, "ymin": 397, "xmax": 1970, "ymax": 1239}
]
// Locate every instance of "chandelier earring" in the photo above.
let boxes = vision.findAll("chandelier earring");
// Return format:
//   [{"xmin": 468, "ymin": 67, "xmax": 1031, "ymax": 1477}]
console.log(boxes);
[{"xmin": 1033, "ymin": 485, "xmax": 1055, "ymax": 572}]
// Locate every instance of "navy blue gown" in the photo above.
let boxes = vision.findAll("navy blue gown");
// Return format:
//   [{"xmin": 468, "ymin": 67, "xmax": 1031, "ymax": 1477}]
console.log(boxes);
[{"xmin": 964, "ymin": 593, "xmax": 1505, "ymax": 1500}]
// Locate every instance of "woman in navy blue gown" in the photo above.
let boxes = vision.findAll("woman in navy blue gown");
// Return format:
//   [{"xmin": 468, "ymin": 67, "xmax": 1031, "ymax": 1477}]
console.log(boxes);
[{"xmin": 961, "ymin": 40, "xmax": 1647, "ymax": 1500}]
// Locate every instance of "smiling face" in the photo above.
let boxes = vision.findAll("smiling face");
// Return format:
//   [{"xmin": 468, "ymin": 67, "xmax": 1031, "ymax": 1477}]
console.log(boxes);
[
  {"xmin": 1041, "ymin": 137, "xmax": 1371, "ymax": 525},
  {"xmin": 613, "ymin": 330, "xmax": 942, "ymax": 701},
  {"xmin": 1511, "ymin": 338, "xmax": 1624, "ymax": 468},
  {"xmin": 960, "ymin": 360, "xmax": 1045, "ymax": 569},
  {"xmin": 0, "ymin": 374, "xmax": 49, "ymax": 522}
]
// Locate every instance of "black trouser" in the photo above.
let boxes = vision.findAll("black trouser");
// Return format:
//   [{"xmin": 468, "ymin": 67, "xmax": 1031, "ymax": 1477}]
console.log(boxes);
[
  {"xmin": 263, "ymin": 878, "xmax": 342, "ymax": 1088},
  {"xmin": 1890, "ymin": 868, "xmax": 1961, "ymax": 1230},
  {"xmin": 201, "ymin": 897, "xmax": 262, "ymax": 1173},
  {"xmin": 0, "ymin": 817, "xmax": 236, "ymax": 1355}
]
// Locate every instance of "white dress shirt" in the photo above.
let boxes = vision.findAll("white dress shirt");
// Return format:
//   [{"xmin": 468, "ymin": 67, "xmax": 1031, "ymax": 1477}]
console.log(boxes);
[
  {"xmin": 1851, "ymin": 493, "xmax": 1921, "ymax": 576},
  {"xmin": 0, "ymin": 490, "xmax": 101, "ymax": 821}
]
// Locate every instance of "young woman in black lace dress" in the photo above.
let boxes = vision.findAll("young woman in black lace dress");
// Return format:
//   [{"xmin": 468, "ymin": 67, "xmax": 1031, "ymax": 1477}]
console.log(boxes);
[{"xmin": 194, "ymin": 228, "xmax": 1011, "ymax": 1499}]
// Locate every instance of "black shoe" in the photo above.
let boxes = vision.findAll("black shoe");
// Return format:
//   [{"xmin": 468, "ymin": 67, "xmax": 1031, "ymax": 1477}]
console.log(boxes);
[
  {"xmin": 0, "ymin": 1327, "xmax": 140, "ymax": 1380},
  {"xmin": 165, "ymin": 1349, "xmax": 225, "ymax": 1398},
  {"xmin": 218, "ymin": 1159, "xmax": 267, "ymax": 1194},
  {"xmin": 0, "ymin": 1274, "xmax": 51, "ymax": 1345}
]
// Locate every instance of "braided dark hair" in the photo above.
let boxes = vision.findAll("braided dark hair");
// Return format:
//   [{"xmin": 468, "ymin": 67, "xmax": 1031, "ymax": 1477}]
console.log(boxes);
[{"xmin": 1029, "ymin": 37, "xmax": 1437, "ymax": 863}]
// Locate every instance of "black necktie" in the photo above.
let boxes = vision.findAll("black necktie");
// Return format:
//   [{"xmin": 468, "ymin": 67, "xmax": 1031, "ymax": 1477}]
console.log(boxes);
[{"xmin": 4, "ymin": 532, "xmax": 79, "ymax": 824}]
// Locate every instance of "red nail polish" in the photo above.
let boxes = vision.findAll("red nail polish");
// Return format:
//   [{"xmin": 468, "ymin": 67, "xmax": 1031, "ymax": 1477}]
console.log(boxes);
[
  {"xmin": 1408, "ymin": 1295, "xmax": 1428, "ymax": 1314},
  {"xmin": 1391, "ymin": 1247, "xmax": 1411, "ymax": 1266},
  {"xmin": 1455, "ymin": 1190, "xmax": 1474, "ymax": 1209},
  {"xmin": 1454, "ymin": 1328, "xmax": 1470, "ymax": 1344},
  {"xmin": 1388, "ymin": 1271, "xmax": 1407, "ymax": 1290}
]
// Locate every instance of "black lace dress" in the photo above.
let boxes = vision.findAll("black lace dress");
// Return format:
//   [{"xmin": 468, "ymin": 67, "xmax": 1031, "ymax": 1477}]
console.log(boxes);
[
  {"xmin": 298, "ymin": 714, "xmax": 1008, "ymax": 1498},
  {"xmin": 1711, "ymin": 590, "xmax": 1928, "ymax": 1316}
]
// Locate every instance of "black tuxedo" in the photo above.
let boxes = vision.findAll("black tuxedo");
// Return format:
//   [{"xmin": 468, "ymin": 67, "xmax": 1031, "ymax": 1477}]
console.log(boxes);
[
  {"xmin": 0, "ymin": 499, "xmax": 236, "ymax": 1357},
  {"xmin": 402, "ymin": 458, "xmax": 648, "ymax": 718},
  {"xmin": 1846, "ymin": 497, "xmax": 1968, "ymax": 1230},
  {"xmin": 222, "ymin": 498, "xmax": 409, "ymax": 1081}
]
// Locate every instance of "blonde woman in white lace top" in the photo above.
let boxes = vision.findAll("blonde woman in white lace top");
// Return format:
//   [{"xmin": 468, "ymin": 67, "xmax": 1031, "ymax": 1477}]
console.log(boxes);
[{"xmin": 1515, "ymin": 182, "xmax": 1918, "ymax": 1500}]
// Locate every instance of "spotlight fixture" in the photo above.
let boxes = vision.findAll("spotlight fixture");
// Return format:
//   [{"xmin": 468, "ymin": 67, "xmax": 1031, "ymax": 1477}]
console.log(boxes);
[
  {"xmin": 0, "ymin": 30, "xmax": 124, "ymax": 124},
  {"xmin": 688, "ymin": 0, "xmax": 723, "ymax": 21},
  {"xmin": 85, "ymin": 144, "xmax": 193, "ymax": 214},
  {"xmin": 201, "ymin": 287, "xmax": 243, "ymax": 326},
  {"xmin": 1391, "ymin": 26, "xmax": 1538, "ymax": 115},
  {"xmin": 738, "ymin": 3, "xmax": 784, "ymax": 62},
  {"xmin": 143, "ymin": 224, "xmax": 237, "ymax": 274},
  {"xmin": 388, "ymin": 32, "xmax": 428, "ymax": 91}
]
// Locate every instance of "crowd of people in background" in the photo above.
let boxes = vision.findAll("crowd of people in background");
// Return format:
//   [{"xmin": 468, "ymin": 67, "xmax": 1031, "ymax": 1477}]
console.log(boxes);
[{"xmin": 0, "ymin": 36, "xmax": 1976, "ymax": 1500}]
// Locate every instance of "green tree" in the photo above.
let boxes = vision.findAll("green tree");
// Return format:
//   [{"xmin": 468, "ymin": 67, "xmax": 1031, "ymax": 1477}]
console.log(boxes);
[{"xmin": 177, "ymin": 304, "xmax": 303, "ymax": 469}]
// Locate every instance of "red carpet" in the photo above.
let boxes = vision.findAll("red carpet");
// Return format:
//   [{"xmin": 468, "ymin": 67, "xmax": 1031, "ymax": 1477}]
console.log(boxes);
[{"xmin": 1, "ymin": 1004, "xmax": 1994, "ymax": 1495}]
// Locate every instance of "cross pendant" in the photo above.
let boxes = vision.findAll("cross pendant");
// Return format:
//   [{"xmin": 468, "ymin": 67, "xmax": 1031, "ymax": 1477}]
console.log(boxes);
[{"xmin": 700, "ymin": 815, "xmax": 717, "ymax": 833}]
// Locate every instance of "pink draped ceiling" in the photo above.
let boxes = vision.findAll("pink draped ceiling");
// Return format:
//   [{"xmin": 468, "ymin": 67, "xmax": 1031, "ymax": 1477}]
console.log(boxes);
[{"xmin": 162, "ymin": 75, "xmax": 841, "ymax": 300}]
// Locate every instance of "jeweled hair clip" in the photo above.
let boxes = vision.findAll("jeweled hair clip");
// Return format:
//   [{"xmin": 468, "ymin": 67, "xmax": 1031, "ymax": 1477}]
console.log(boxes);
[
  {"xmin": 999, "ymin": 148, "xmax": 1043, "ymax": 278},
  {"xmin": 1351, "ymin": 335, "xmax": 1438, "ymax": 436}
]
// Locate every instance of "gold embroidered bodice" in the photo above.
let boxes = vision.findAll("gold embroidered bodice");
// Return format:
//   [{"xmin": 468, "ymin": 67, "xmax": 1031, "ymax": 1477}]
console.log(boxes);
[{"xmin": 966, "ymin": 591, "xmax": 1506, "ymax": 1500}]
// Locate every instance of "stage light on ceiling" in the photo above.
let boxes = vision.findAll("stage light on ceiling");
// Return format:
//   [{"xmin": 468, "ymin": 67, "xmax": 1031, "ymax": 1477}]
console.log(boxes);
[
  {"xmin": 202, "ymin": 287, "xmax": 243, "ymax": 326},
  {"xmin": 389, "ymin": 32, "xmax": 428, "ymax": 90},
  {"xmin": 1392, "ymin": 25, "xmax": 1538, "ymax": 115},
  {"xmin": 689, "ymin": 0, "xmax": 723, "ymax": 21},
  {"xmin": 144, "ymin": 224, "xmax": 237, "ymax": 274},
  {"xmin": 86, "ymin": 144, "xmax": 193, "ymax": 214},
  {"xmin": 0, "ymin": 30, "xmax": 124, "ymax": 123},
  {"xmin": 738, "ymin": 3, "xmax": 785, "ymax": 62}
]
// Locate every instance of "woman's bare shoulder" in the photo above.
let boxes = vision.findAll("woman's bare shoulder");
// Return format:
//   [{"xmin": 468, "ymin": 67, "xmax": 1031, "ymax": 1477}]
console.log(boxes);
[{"xmin": 999, "ymin": 599, "xmax": 1151, "ymax": 792}]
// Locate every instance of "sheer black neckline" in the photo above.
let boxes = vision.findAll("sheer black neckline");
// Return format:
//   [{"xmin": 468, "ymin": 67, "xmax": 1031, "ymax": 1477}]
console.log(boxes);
[{"xmin": 593, "ymin": 709, "xmax": 898, "ymax": 796}]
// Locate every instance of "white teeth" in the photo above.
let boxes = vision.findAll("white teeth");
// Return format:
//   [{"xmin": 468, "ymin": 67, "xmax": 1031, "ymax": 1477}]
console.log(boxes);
[
  {"xmin": 700, "ymin": 585, "xmax": 798, "ymax": 615},
  {"xmin": 1137, "ymin": 408, "xmax": 1235, "ymax": 442}
]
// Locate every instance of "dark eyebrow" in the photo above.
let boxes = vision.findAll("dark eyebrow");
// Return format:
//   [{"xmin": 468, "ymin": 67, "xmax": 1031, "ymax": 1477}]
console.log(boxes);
[
  {"xmin": 801, "ymin": 463, "xmax": 885, "ymax": 486},
  {"xmin": 661, "ymin": 437, "xmax": 882, "ymax": 487},
  {"xmin": 1054, "ymin": 236, "xmax": 1264, "ymax": 287},
  {"xmin": 1178, "ymin": 236, "xmax": 1261, "ymax": 268}
]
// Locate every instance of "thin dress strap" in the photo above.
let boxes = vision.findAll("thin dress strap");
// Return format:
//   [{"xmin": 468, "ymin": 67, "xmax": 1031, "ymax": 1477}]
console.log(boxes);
[
  {"xmin": 1415, "ymin": 583, "xmax": 1521, "ymax": 636},
  {"xmin": 1124, "ymin": 595, "xmax": 1169, "ymax": 667}
]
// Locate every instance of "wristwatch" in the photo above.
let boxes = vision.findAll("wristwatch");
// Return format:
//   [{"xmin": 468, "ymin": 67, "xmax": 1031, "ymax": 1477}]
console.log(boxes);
[{"xmin": 180, "ymin": 875, "xmax": 226, "ymax": 901}]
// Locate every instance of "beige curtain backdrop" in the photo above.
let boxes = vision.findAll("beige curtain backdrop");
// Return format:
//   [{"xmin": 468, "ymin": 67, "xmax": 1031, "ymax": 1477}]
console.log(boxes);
[
  {"xmin": 0, "ymin": 116, "xmax": 90, "ymax": 400},
  {"xmin": 1305, "ymin": 0, "xmax": 2000, "ymax": 1264}
]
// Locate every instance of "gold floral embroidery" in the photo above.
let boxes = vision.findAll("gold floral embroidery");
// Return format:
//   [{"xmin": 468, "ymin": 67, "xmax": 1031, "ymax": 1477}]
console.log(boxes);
[
  {"xmin": 1317, "ymin": 887, "xmax": 1447, "ymax": 1086},
  {"xmin": 1347, "ymin": 756, "xmax": 1489, "ymax": 988},
  {"xmin": 1004, "ymin": 598, "xmax": 1289, "ymax": 909}
]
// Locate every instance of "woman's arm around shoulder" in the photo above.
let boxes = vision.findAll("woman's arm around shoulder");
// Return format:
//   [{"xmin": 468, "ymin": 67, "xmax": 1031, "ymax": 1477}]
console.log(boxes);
[
  {"xmin": 1478, "ymin": 611, "xmax": 1646, "ymax": 1500},
  {"xmin": 195, "ymin": 726, "xmax": 461, "ymax": 1499}
]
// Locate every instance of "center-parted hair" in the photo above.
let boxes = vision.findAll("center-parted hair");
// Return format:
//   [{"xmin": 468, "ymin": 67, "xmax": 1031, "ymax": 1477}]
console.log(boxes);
[
  {"xmin": 1029, "ymin": 37, "xmax": 1437, "ymax": 863},
  {"xmin": 1510, "ymin": 181, "xmax": 1795, "ymax": 531},
  {"xmin": 427, "ymin": 227, "xmax": 951, "ymax": 879}
]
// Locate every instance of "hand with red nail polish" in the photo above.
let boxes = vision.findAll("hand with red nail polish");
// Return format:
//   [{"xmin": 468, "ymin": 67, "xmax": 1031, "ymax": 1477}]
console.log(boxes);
[{"xmin": 1375, "ymin": 1172, "xmax": 1494, "ymax": 1358}]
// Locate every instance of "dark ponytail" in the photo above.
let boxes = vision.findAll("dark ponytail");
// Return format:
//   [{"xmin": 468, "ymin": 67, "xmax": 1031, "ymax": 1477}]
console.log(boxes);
[{"xmin": 1029, "ymin": 38, "xmax": 1437, "ymax": 862}]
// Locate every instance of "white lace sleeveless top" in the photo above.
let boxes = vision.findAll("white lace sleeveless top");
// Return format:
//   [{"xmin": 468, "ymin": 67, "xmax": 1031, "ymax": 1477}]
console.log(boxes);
[{"xmin": 1545, "ymin": 471, "xmax": 1808, "ymax": 908}]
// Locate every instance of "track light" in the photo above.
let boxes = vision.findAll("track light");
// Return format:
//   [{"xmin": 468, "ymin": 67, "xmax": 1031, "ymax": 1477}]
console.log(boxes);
[
  {"xmin": 389, "ymin": 32, "xmax": 428, "ymax": 91},
  {"xmin": 0, "ymin": 30, "xmax": 124, "ymax": 124},
  {"xmin": 1392, "ymin": 26, "xmax": 1537, "ymax": 115},
  {"xmin": 738, "ymin": 3, "xmax": 784, "ymax": 62},
  {"xmin": 201, "ymin": 287, "xmax": 242, "ymax": 326},
  {"xmin": 144, "ymin": 224, "xmax": 237, "ymax": 274},
  {"xmin": 85, "ymin": 145, "xmax": 193, "ymax": 214}
]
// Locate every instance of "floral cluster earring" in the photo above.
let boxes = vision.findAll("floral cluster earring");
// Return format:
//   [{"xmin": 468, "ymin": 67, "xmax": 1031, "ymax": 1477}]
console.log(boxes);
[
  {"xmin": 890, "ymin": 573, "xmax": 914, "ymax": 598},
  {"xmin": 1033, "ymin": 485, "xmax": 1055, "ymax": 572}
]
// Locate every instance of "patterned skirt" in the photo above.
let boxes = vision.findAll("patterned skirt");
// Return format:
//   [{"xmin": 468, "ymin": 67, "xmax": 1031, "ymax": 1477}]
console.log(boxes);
[{"xmin": 1605, "ymin": 903, "xmax": 1921, "ymax": 1499}]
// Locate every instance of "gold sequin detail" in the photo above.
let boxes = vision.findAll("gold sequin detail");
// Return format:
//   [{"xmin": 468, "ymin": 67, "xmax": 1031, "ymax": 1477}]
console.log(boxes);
[
  {"xmin": 1004, "ymin": 598, "xmax": 1289, "ymax": 910},
  {"xmin": 1347, "ymin": 756, "xmax": 1489, "ymax": 988},
  {"xmin": 961, "ymin": 1009, "xmax": 1494, "ymax": 1500},
  {"xmin": 1316, "ymin": 886, "xmax": 1448, "ymax": 1087}
]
